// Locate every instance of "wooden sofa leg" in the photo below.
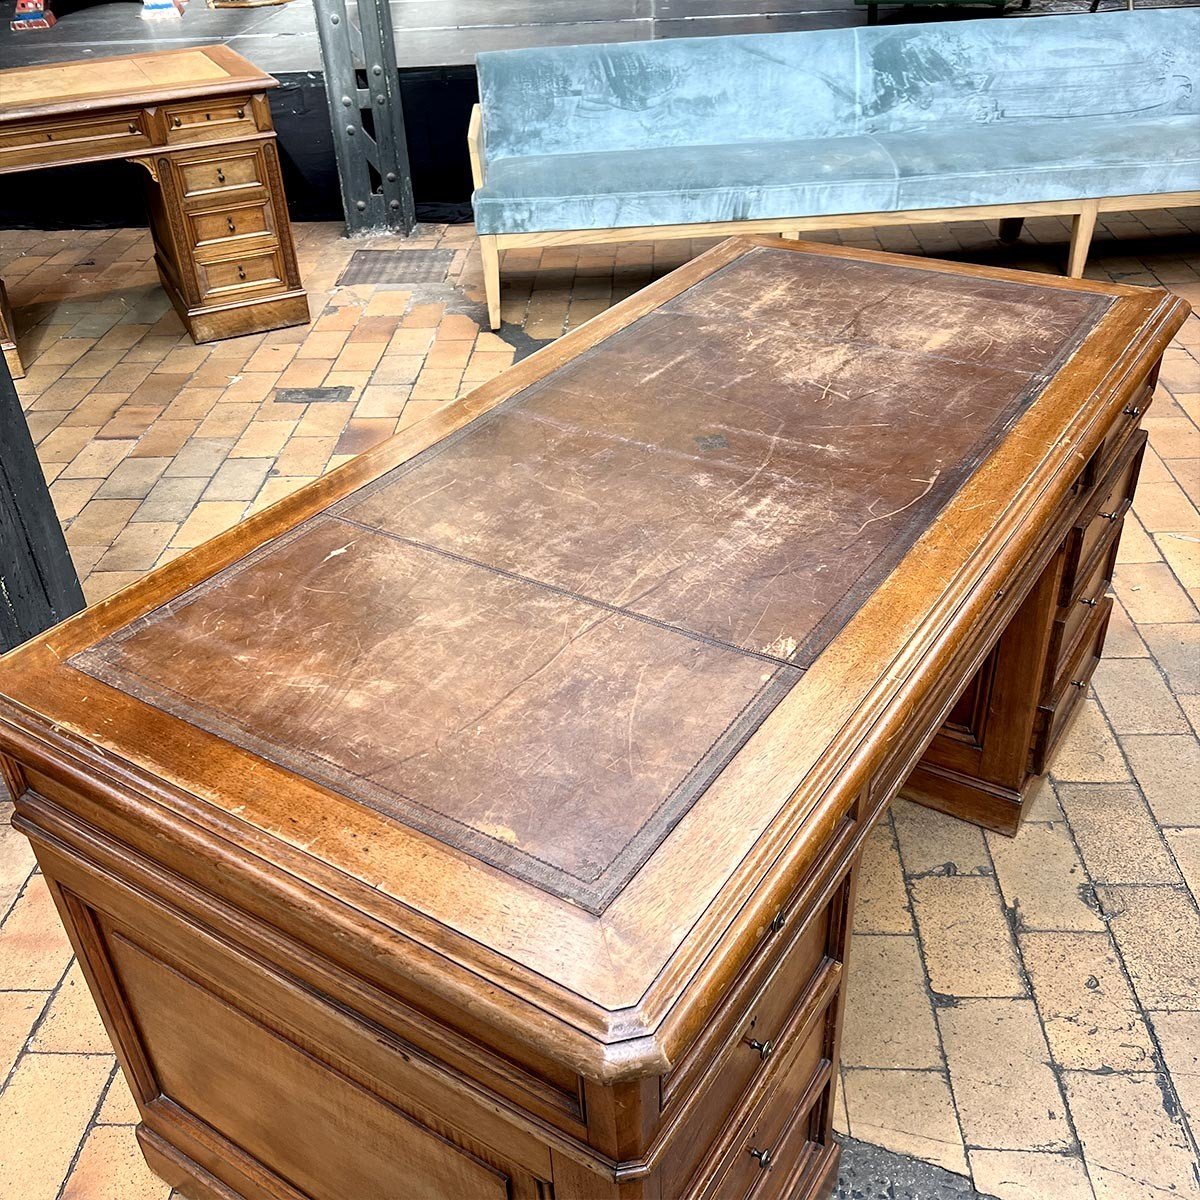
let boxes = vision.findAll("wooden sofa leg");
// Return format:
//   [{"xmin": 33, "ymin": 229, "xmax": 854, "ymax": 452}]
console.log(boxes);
[
  {"xmin": 480, "ymin": 235, "xmax": 501, "ymax": 329},
  {"xmin": 1068, "ymin": 202, "xmax": 1099, "ymax": 279},
  {"xmin": 998, "ymin": 217, "xmax": 1024, "ymax": 244}
]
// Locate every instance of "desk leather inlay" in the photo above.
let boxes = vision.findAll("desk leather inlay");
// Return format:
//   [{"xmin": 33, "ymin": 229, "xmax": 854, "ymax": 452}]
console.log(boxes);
[{"xmin": 73, "ymin": 247, "xmax": 1111, "ymax": 911}]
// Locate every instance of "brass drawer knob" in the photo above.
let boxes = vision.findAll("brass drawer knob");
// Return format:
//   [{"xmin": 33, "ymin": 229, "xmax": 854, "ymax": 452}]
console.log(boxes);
[
  {"xmin": 769, "ymin": 910, "xmax": 786, "ymax": 935},
  {"xmin": 1099, "ymin": 511, "xmax": 1119, "ymax": 522},
  {"xmin": 1070, "ymin": 680, "xmax": 1087, "ymax": 689},
  {"xmin": 1123, "ymin": 406, "xmax": 1142, "ymax": 418},
  {"xmin": 746, "ymin": 1037, "xmax": 774, "ymax": 1062},
  {"xmin": 172, "ymin": 116, "xmax": 182, "ymax": 128},
  {"xmin": 127, "ymin": 122, "xmax": 138, "ymax": 134},
  {"xmin": 216, "ymin": 168, "xmax": 227, "ymax": 183},
  {"xmin": 237, "ymin": 265, "xmax": 247, "ymax": 280},
  {"xmin": 748, "ymin": 1147, "xmax": 773, "ymax": 1170},
  {"xmin": 227, "ymin": 217, "xmax": 237, "ymax": 233},
  {"xmin": 1080, "ymin": 597, "xmax": 1098, "ymax": 608},
  {"xmin": 236, "ymin": 107, "xmax": 245, "ymax": 118}
]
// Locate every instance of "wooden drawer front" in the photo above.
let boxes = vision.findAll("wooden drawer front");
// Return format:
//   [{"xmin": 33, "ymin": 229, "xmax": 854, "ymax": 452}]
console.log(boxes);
[
  {"xmin": 187, "ymin": 201, "xmax": 274, "ymax": 256},
  {"xmin": 197, "ymin": 249, "xmax": 284, "ymax": 301},
  {"xmin": 1031, "ymin": 598, "xmax": 1111, "ymax": 775},
  {"xmin": 1082, "ymin": 383, "xmax": 1153, "ymax": 490},
  {"xmin": 163, "ymin": 98, "xmax": 256, "ymax": 144},
  {"xmin": 0, "ymin": 111, "xmax": 150, "ymax": 168},
  {"xmin": 1045, "ymin": 538, "xmax": 1118, "ymax": 702},
  {"xmin": 177, "ymin": 148, "xmax": 265, "ymax": 198},
  {"xmin": 692, "ymin": 1006, "xmax": 831, "ymax": 1200},
  {"xmin": 1060, "ymin": 431, "xmax": 1146, "ymax": 605}
]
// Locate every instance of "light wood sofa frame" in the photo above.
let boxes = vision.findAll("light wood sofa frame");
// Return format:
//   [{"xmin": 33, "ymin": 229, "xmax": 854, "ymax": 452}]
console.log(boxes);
[{"xmin": 468, "ymin": 106, "xmax": 1198, "ymax": 330}]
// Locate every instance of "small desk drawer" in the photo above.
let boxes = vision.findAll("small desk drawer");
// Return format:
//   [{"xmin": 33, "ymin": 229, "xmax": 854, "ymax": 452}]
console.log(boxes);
[
  {"xmin": 176, "ymin": 148, "xmax": 265, "ymax": 198},
  {"xmin": 0, "ymin": 111, "xmax": 151, "ymax": 168},
  {"xmin": 1044, "ymin": 537, "xmax": 1118, "ymax": 702},
  {"xmin": 196, "ymin": 249, "xmax": 284, "ymax": 301},
  {"xmin": 1059, "ymin": 431, "xmax": 1145, "ymax": 606},
  {"xmin": 163, "ymin": 98, "xmax": 256, "ymax": 144},
  {"xmin": 187, "ymin": 200, "xmax": 275, "ymax": 256},
  {"xmin": 1030, "ymin": 598, "xmax": 1111, "ymax": 776}
]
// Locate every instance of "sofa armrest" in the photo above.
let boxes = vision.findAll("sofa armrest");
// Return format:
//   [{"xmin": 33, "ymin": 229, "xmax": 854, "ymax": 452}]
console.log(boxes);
[{"xmin": 468, "ymin": 104, "xmax": 485, "ymax": 190}]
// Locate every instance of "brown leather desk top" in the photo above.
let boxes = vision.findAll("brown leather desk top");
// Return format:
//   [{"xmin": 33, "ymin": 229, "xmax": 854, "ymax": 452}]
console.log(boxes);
[{"xmin": 0, "ymin": 237, "xmax": 1183, "ymax": 1073}]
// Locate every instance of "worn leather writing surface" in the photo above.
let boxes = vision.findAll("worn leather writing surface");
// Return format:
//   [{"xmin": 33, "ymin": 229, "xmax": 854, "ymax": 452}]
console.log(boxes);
[{"xmin": 74, "ymin": 247, "xmax": 1111, "ymax": 912}]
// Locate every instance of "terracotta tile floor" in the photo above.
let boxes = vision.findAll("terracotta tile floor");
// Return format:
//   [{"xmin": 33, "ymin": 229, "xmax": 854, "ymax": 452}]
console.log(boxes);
[{"xmin": 1, "ymin": 210, "xmax": 1198, "ymax": 1200}]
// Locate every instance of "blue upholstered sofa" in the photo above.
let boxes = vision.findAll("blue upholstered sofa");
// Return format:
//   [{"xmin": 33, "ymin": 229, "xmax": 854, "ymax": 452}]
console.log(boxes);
[{"xmin": 469, "ymin": 10, "xmax": 1200, "ymax": 328}]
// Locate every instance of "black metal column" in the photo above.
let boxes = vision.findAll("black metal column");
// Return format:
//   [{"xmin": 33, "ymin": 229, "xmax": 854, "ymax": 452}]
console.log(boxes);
[
  {"xmin": 0, "ymin": 358, "xmax": 84, "ymax": 653},
  {"xmin": 312, "ymin": 0, "xmax": 416, "ymax": 236}
]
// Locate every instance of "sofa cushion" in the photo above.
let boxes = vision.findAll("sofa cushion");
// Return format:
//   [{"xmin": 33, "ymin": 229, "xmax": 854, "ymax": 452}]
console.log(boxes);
[
  {"xmin": 473, "ymin": 116, "xmax": 1198, "ymax": 236},
  {"xmin": 473, "ymin": 136, "xmax": 899, "ymax": 235},
  {"xmin": 886, "ymin": 114, "xmax": 1200, "ymax": 211}
]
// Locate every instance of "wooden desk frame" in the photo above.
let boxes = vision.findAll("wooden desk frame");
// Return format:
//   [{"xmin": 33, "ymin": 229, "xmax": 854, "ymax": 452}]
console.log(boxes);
[{"xmin": 0, "ymin": 47, "xmax": 309, "ymax": 378}]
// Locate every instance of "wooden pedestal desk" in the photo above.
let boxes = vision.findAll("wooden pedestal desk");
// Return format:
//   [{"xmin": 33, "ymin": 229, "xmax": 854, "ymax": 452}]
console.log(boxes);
[
  {"xmin": 0, "ymin": 47, "xmax": 308, "ymax": 379},
  {"xmin": 0, "ymin": 239, "xmax": 1186, "ymax": 1200}
]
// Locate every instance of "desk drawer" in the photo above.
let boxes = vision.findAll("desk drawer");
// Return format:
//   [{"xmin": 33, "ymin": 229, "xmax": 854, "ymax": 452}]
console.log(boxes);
[
  {"xmin": 196, "ymin": 249, "xmax": 284, "ymax": 302},
  {"xmin": 175, "ymin": 147, "xmax": 266, "ymax": 199},
  {"xmin": 1059, "ymin": 431, "xmax": 1145, "ymax": 606},
  {"xmin": 0, "ymin": 111, "xmax": 150, "ymax": 168},
  {"xmin": 1030, "ymin": 598, "xmax": 1111, "ymax": 776},
  {"xmin": 187, "ymin": 200, "xmax": 275, "ymax": 257},
  {"xmin": 163, "ymin": 98, "xmax": 257, "ymax": 144},
  {"xmin": 1044, "ymin": 537, "xmax": 1119, "ymax": 703}
]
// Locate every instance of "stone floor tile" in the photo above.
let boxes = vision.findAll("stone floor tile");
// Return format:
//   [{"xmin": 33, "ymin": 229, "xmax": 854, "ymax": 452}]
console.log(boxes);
[
  {"xmin": 938, "ymin": 999, "xmax": 1073, "ymax": 1152},
  {"xmin": 1101, "ymin": 601, "xmax": 1148, "ymax": 658},
  {"xmin": 1140, "ymin": 623, "xmax": 1200, "ymax": 695},
  {"xmin": 1165, "ymin": 828, "xmax": 1200, "ymax": 906},
  {"xmin": 230, "ymin": 421, "xmax": 299, "ymax": 460},
  {"xmin": 1097, "ymin": 885, "xmax": 1200, "ymax": 1012},
  {"xmin": 65, "ymin": 498, "xmax": 140, "ymax": 547},
  {"xmin": 195, "ymin": 401, "xmax": 257, "ymax": 440},
  {"xmin": 1131, "ymin": 480, "xmax": 1200, "ymax": 534},
  {"xmin": 1019, "ymin": 930, "xmax": 1155, "ymax": 1072},
  {"xmin": 910, "ymin": 876, "xmax": 1025, "ymax": 998},
  {"xmin": 203, "ymin": 457, "xmax": 274, "ymax": 503},
  {"xmin": 0, "ymin": 1051, "xmax": 113, "ymax": 1200},
  {"xmin": 129, "ymin": 419, "xmax": 199, "ymax": 460},
  {"xmin": 0, "ymin": 991, "xmax": 46, "ymax": 1076},
  {"xmin": 0, "ymin": 814, "xmax": 36, "ymax": 916},
  {"xmin": 133, "ymin": 476, "xmax": 209, "ymax": 525},
  {"xmin": 49, "ymin": 477, "xmax": 102, "ymax": 523},
  {"xmin": 891, "ymin": 798, "xmax": 991, "ymax": 878},
  {"xmin": 30, "ymin": 961, "xmax": 108, "ymax": 1054},
  {"xmin": 82, "ymin": 572, "xmax": 145, "ymax": 605},
  {"xmin": 988, "ymin": 822, "xmax": 1103, "ymax": 932},
  {"xmin": 162, "ymin": 437, "xmax": 234, "ymax": 479},
  {"xmin": 853, "ymin": 822, "xmax": 912, "ymax": 935},
  {"xmin": 59, "ymin": 438, "xmax": 135, "ymax": 480},
  {"xmin": 171, "ymin": 501, "xmax": 248, "ymax": 550},
  {"xmin": 93, "ymin": 456, "xmax": 170, "ymax": 500},
  {"xmin": 94, "ymin": 521, "xmax": 177, "ymax": 573},
  {"xmin": 1112, "ymin": 562, "xmax": 1198, "ymax": 625},
  {"xmin": 1148, "ymin": 1011, "xmax": 1200, "ymax": 1139},
  {"xmin": 0, "ymin": 876, "xmax": 73, "ymax": 990},
  {"xmin": 1056, "ymin": 783, "xmax": 1182, "ymax": 886},
  {"xmin": 97, "ymin": 1069, "xmax": 140, "ymax": 1126},
  {"xmin": 842, "ymin": 934, "xmax": 941, "ymax": 1069},
  {"xmin": 334, "ymin": 418, "xmax": 395, "ymax": 456},
  {"xmin": 967, "ymin": 1149, "xmax": 1095, "ymax": 1200},
  {"xmin": 61, "ymin": 1125, "xmax": 172, "ymax": 1200},
  {"xmin": 1120, "ymin": 735, "xmax": 1200, "ymax": 825},
  {"xmin": 1092, "ymin": 659, "xmax": 1189, "ymax": 735},
  {"xmin": 1063, "ymin": 1071, "xmax": 1200, "ymax": 1200},
  {"xmin": 842, "ymin": 1069, "xmax": 967, "ymax": 1177},
  {"xmin": 1156, "ymin": 531, "xmax": 1200, "ymax": 590},
  {"xmin": 1048, "ymin": 700, "xmax": 1132, "ymax": 783}
]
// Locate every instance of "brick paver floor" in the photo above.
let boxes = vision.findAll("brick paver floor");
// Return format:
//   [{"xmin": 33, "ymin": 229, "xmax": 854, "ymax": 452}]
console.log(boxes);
[{"xmin": 1, "ymin": 210, "xmax": 1198, "ymax": 1200}]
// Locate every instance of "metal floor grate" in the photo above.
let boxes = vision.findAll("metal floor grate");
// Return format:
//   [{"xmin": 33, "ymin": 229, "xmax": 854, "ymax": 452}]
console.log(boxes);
[{"xmin": 336, "ymin": 249, "xmax": 453, "ymax": 286}]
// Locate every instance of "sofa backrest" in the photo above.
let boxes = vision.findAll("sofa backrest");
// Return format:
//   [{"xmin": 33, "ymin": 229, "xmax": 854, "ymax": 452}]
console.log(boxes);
[{"xmin": 476, "ymin": 11, "xmax": 1200, "ymax": 161}]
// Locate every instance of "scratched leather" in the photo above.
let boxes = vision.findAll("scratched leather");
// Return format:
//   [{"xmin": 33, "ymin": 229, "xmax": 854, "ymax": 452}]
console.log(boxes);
[{"xmin": 73, "ymin": 247, "xmax": 1111, "ymax": 910}]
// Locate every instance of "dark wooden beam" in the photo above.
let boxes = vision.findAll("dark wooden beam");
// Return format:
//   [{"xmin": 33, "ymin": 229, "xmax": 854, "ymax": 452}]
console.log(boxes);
[{"xmin": 0, "ymin": 355, "xmax": 84, "ymax": 653}]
